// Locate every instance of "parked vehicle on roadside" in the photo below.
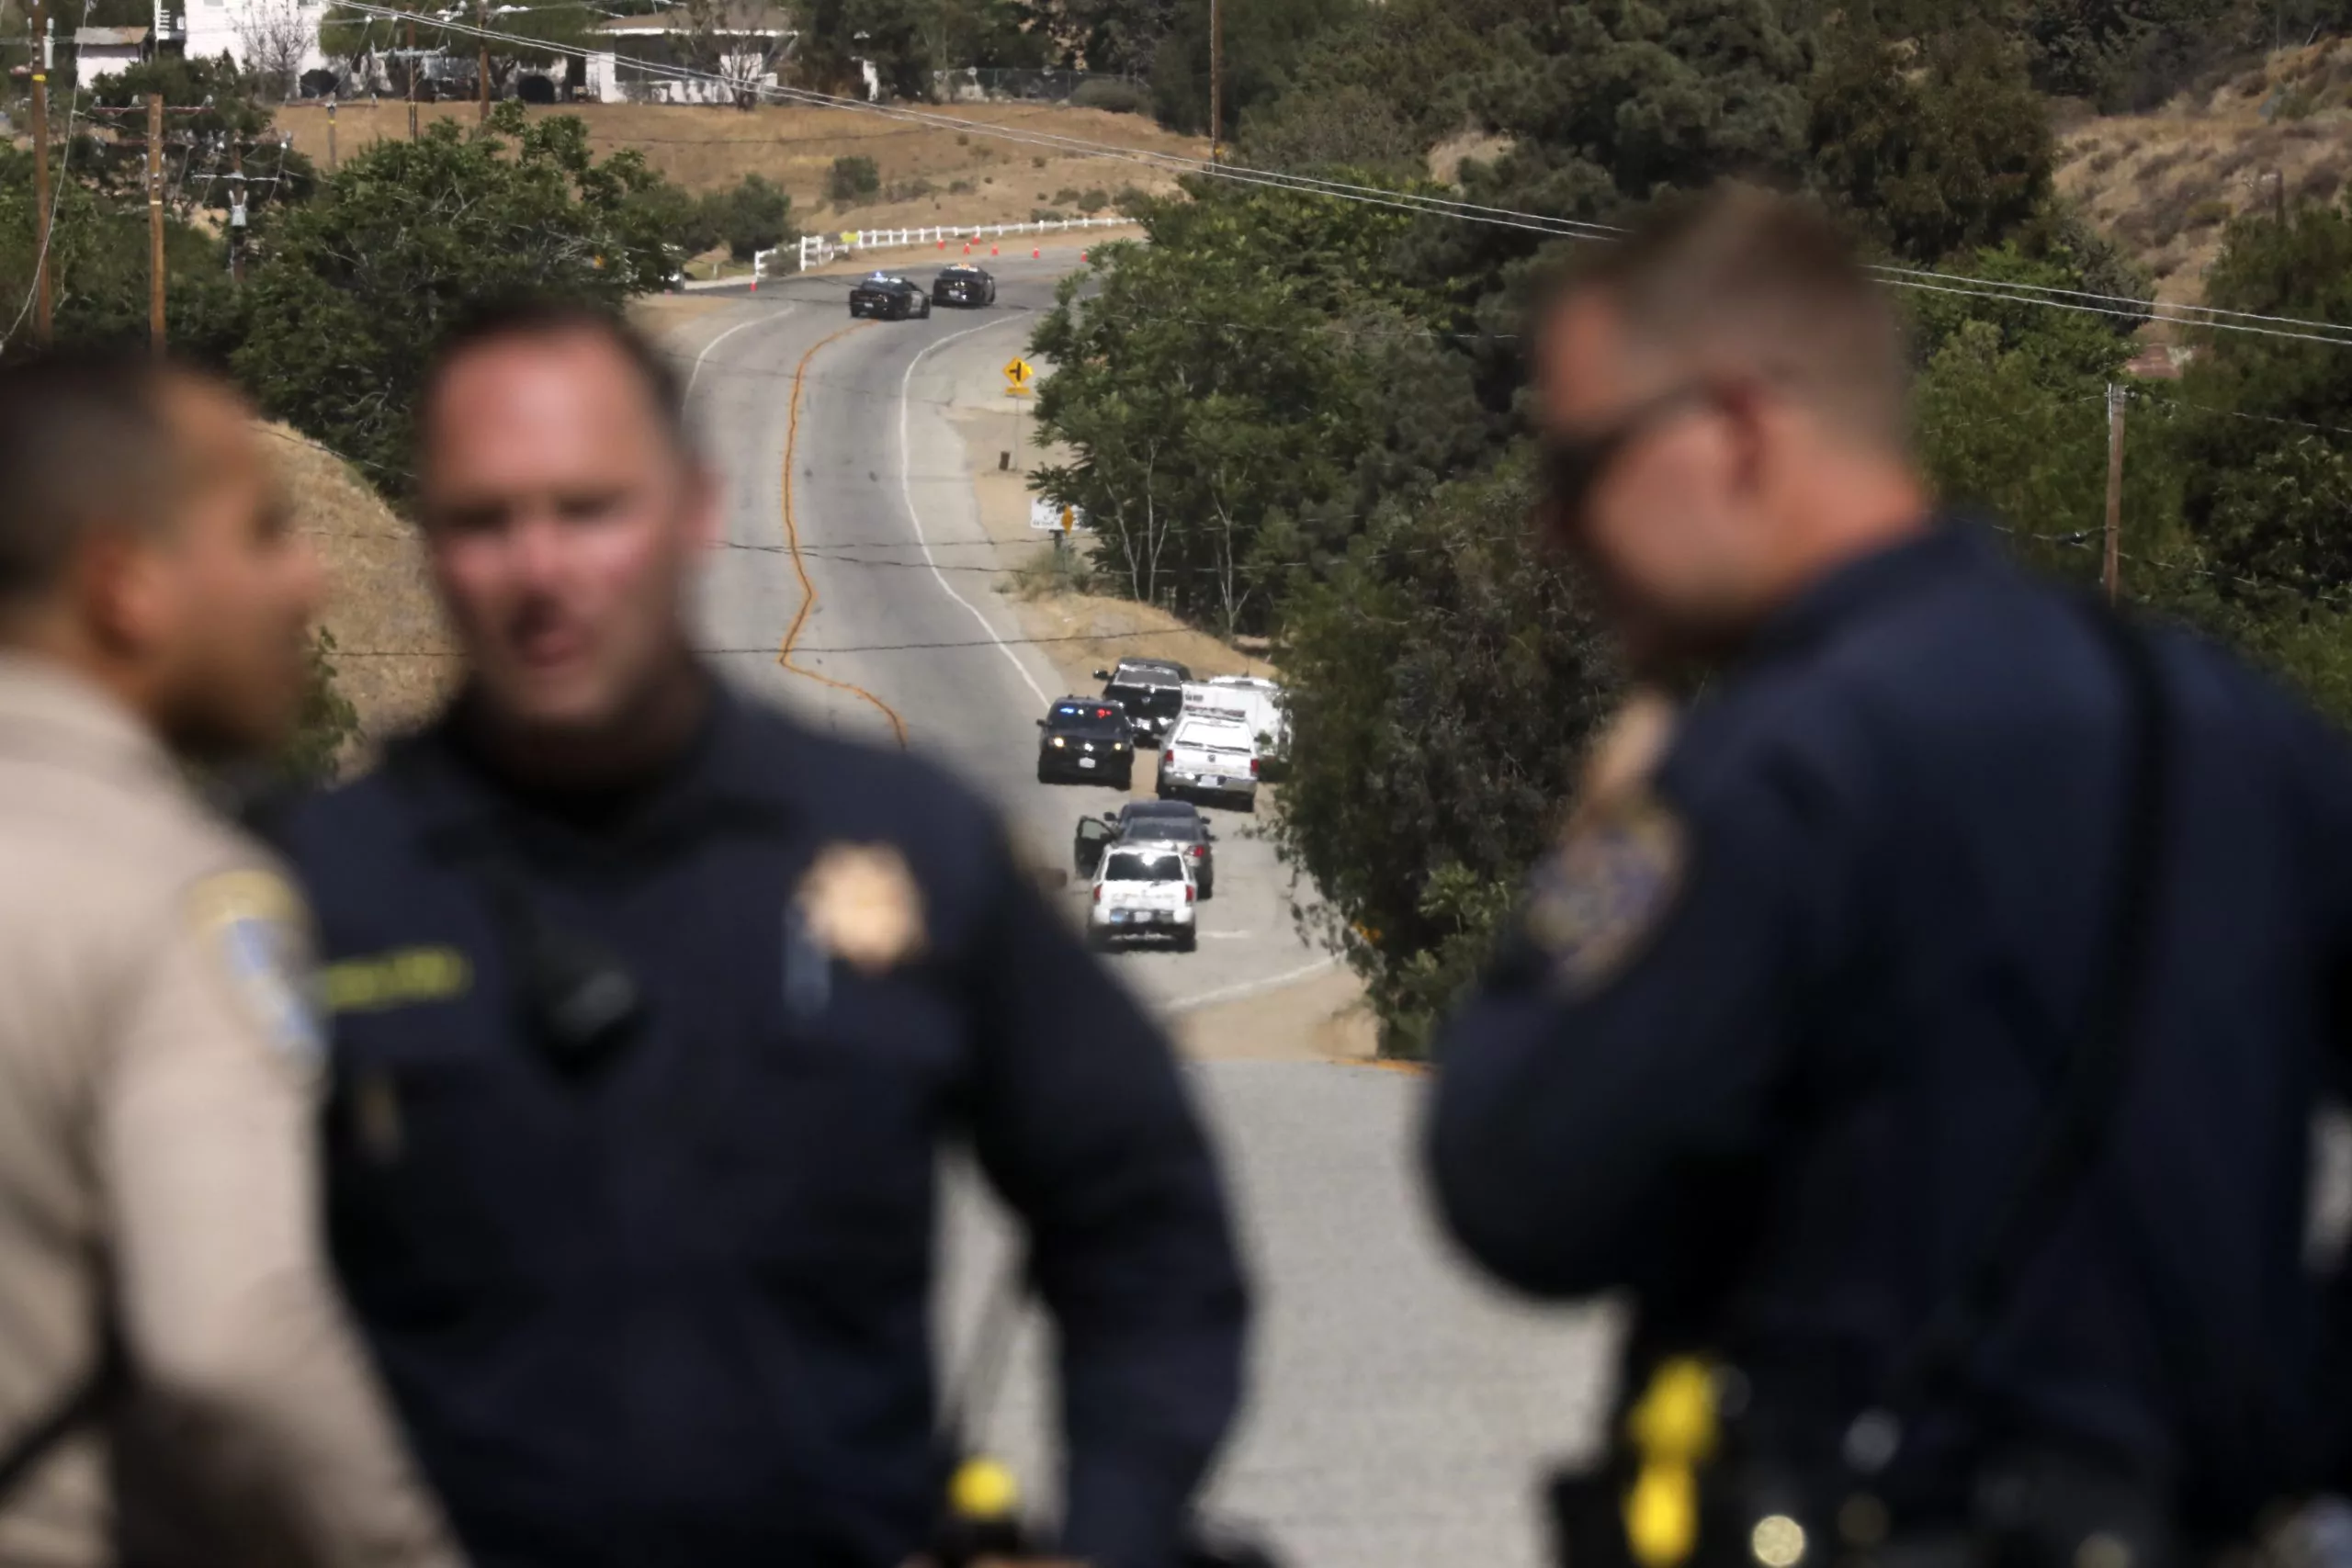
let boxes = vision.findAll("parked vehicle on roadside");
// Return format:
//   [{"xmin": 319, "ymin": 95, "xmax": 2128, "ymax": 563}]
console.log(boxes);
[
  {"xmin": 1097, "ymin": 658, "xmax": 1190, "ymax": 747},
  {"xmin": 1075, "ymin": 799, "xmax": 1216, "ymax": 897},
  {"xmin": 1036, "ymin": 696, "xmax": 1134, "ymax": 787},
  {"xmin": 1202, "ymin": 675, "xmax": 1289, "ymax": 763},
  {"xmin": 1158, "ymin": 713, "xmax": 1260, "ymax": 811},
  {"xmin": 1087, "ymin": 843, "xmax": 1198, "ymax": 952}
]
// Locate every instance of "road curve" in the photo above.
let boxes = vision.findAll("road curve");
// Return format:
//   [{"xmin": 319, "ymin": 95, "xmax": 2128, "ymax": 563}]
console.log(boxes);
[{"xmin": 664, "ymin": 261, "xmax": 1614, "ymax": 1568}]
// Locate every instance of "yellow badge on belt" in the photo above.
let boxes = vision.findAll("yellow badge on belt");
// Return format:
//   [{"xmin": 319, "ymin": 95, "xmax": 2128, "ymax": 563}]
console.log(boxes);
[
  {"xmin": 797, "ymin": 843, "xmax": 927, "ymax": 974},
  {"xmin": 187, "ymin": 869, "xmax": 324, "ymax": 1075},
  {"xmin": 1523, "ymin": 792, "xmax": 1688, "ymax": 995}
]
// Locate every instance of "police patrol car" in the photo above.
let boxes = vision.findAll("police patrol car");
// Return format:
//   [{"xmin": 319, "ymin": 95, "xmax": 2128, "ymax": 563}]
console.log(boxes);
[
  {"xmin": 930, "ymin": 264, "xmax": 997, "ymax": 308},
  {"xmin": 848, "ymin": 272, "xmax": 932, "ymax": 320}
]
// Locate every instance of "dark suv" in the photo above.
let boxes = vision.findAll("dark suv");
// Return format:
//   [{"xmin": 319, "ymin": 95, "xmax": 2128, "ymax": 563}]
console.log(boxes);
[
  {"xmin": 1096, "ymin": 658, "xmax": 1191, "ymax": 748},
  {"xmin": 1035, "ymin": 696, "xmax": 1134, "ymax": 787},
  {"xmin": 1076, "ymin": 799, "xmax": 1217, "ymax": 897},
  {"xmin": 931, "ymin": 264, "xmax": 997, "ymax": 307}
]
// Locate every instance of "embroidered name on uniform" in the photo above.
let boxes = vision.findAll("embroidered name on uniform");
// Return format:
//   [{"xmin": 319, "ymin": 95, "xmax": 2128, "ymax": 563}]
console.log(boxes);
[{"xmin": 323, "ymin": 947, "xmax": 474, "ymax": 1013}]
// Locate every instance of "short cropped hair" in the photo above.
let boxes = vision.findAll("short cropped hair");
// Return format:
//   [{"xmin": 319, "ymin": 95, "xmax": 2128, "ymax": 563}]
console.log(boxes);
[
  {"xmin": 1548, "ymin": 186, "xmax": 1911, "ymax": 449},
  {"xmin": 0, "ymin": 352, "xmax": 190, "ymax": 613},
  {"xmin": 418, "ymin": 294, "xmax": 692, "ymax": 460}
]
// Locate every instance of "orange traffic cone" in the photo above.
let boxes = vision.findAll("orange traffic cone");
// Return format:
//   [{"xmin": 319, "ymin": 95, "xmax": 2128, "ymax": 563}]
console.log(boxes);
[
  {"xmin": 1032, "ymin": 247, "xmax": 1040, "ymax": 259},
  {"xmin": 990, "ymin": 245, "xmax": 999, "ymax": 255}
]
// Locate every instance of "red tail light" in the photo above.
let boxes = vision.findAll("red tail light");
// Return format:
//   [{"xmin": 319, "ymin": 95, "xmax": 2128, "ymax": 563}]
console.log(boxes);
[
  {"xmin": 1250, "ymin": 757, "xmax": 1261, "ymax": 776},
  {"xmin": 1092, "ymin": 886, "xmax": 1102, "ymax": 903},
  {"xmin": 1189, "ymin": 845, "xmax": 1204, "ymax": 857},
  {"xmin": 1185, "ymin": 886, "xmax": 1196, "ymax": 904}
]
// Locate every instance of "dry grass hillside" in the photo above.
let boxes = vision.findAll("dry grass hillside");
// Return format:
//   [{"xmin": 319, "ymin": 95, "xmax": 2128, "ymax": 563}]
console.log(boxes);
[
  {"xmin": 2057, "ymin": 37, "xmax": 2352, "ymax": 305},
  {"xmin": 260, "ymin": 423, "xmax": 456, "ymax": 750},
  {"xmin": 273, "ymin": 99, "xmax": 1202, "ymax": 230}
]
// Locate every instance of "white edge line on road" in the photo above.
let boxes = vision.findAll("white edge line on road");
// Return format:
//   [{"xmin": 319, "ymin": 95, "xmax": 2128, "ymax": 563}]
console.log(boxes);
[
  {"xmin": 1168, "ymin": 956, "xmax": 1342, "ymax": 1015},
  {"xmin": 899, "ymin": 321, "xmax": 1054, "ymax": 708},
  {"xmin": 684, "ymin": 304, "xmax": 797, "ymax": 401}
]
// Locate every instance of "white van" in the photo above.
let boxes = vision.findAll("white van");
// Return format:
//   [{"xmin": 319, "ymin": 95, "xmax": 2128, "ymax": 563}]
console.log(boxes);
[{"xmin": 1201, "ymin": 676, "xmax": 1287, "ymax": 761}]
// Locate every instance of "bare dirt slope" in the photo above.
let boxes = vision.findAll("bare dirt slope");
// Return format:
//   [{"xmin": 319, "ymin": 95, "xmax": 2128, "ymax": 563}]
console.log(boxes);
[
  {"xmin": 2057, "ymin": 37, "xmax": 2352, "ymax": 306},
  {"xmin": 274, "ymin": 100, "xmax": 1201, "ymax": 227},
  {"xmin": 262, "ymin": 423, "xmax": 455, "ymax": 751}
]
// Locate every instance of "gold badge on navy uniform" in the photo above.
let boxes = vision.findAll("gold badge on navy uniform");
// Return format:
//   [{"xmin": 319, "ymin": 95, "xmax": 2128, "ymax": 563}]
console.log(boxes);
[
  {"xmin": 187, "ymin": 868, "xmax": 325, "ymax": 1076},
  {"xmin": 1523, "ymin": 792, "xmax": 1688, "ymax": 995},
  {"xmin": 796, "ymin": 842, "xmax": 927, "ymax": 974}
]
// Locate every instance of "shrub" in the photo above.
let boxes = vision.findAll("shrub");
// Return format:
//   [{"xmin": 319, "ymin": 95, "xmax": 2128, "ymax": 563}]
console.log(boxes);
[
  {"xmin": 1031, "ymin": 208, "xmax": 1067, "ymax": 221},
  {"xmin": 888, "ymin": 175, "xmax": 936, "ymax": 201},
  {"xmin": 826, "ymin": 154, "xmax": 880, "ymax": 204},
  {"xmin": 1053, "ymin": 186, "xmax": 1080, "ymax": 204},
  {"xmin": 948, "ymin": 178, "xmax": 975, "ymax": 195},
  {"xmin": 1114, "ymin": 183, "xmax": 1149, "ymax": 211},
  {"xmin": 1078, "ymin": 187, "xmax": 1109, "ymax": 213},
  {"xmin": 2141, "ymin": 146, "xmax": 2188, "ymax": 181},
  {"xmin": 1032, "ymin": 155, "xmax": 1047, "ymax": 168},
  {"xmin": 709, "ymin": 173, "xmax": 795, "ymax": 261},
  {"xmin": 2086, "ymin": 147, "xmax": 2122, "ymax": 176},
  {"xmin": 2294, "ymin": 164, "xmax": 2346, "ymax": 207},
  {"xmin": 1071, "ymin": 78, "xmax": 1148, "ymax": 114}
]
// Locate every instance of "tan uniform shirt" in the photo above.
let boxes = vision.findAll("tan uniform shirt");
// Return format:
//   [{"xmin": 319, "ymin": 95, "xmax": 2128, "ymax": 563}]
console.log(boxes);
[{"xmin": 0, "ymin": 657, "xmax": 461, "ymax": 1568}]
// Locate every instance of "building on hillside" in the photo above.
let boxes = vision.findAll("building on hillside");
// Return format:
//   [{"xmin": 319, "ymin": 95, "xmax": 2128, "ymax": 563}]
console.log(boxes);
[
  {"xmin": 74, "ymin": 26, "xmax": 153, "ymax": 79},
  {"xmin": 583, "ymin": 9, "xmax": 795, "ymax": 105},
  {"xmin": 172, "ymin": 0, "xmax": 330, "ymax": 89}
]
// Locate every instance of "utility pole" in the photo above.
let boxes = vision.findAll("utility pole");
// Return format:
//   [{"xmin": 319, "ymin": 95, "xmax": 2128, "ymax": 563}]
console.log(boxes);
[
  {"xmin": 2103, "ymin": 383, "xmax": 2126, "ymax": 604},
  {"xmin": 228, "ymin": 137, "xmax": 245, "ymax": 287},
  {"xmin": 148, "ymin": 93, "xmax": 165, "ymax": 355},
  {"xmin": 29, "ymin": 0, "xmax": 53, "ymax": 344},
  {"xmin": 406, "ymin": 13, "xmax": 419, "ymax": 141},
  {"xmin": 326, "ymin": 93, "xmax": 338, "ymax": 172},
  {"xmin": 1207, "ymin": 0, "xmax": 1222, "ymax": 163},
  {"xmin": 476, "ymin": 0, "xmax": 489, "ymax": 122}
]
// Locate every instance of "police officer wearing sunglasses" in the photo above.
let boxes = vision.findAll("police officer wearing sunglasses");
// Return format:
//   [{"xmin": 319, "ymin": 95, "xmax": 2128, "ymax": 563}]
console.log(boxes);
[
  {"xmin": 274, "ymin": 299, "xmax": 1248, "ymax": 1568},
  {"xmin": 1427, "ymin": 187, "xmax": 2352, "ymax": 1568}
]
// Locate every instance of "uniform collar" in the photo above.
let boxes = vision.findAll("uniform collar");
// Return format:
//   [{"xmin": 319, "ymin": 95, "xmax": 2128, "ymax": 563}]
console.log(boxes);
[
  {"xmin": 0, "ymin": 652, "xmax": 181, "ymax": 791},
  {"xmin": 390, "ymin": 672, "xmax": 801, "ymax": 857},
  {"xmin": 1741, "ymin": 515, "xmax": 1994, "ymax": 667}
]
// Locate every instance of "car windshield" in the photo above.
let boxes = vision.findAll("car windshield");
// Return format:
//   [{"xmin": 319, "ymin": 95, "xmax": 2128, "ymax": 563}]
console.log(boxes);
[
  {"xmin": 1104, "ymin": 852, "xmax": 1186, "ymax": 882},
  {"xmin": 1049, "ymin": 703, "xmax": 1126, "ymax": 735}
]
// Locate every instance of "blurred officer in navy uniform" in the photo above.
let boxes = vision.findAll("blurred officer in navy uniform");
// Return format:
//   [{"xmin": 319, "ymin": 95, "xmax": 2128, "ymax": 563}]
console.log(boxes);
[
  {"xmin": 1427, "ymin": 187, "xmax": 2348, "ymax": 1568},
  {"xmin": 277, "ymin": 299, "xmax": 1248, "ymax": 1568}
]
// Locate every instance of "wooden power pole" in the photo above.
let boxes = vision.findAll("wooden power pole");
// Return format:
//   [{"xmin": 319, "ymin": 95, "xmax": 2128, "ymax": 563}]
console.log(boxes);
[
  {"xmin": 407, "ymin": 14, "xmax": 419, "ymax": 141},
  {"xmin": 29, "ymin": 0, "xmax": 53, "ymax": 344},
  {"xmin": 476, "ymin": 0, "xmax": 489, "ymax": 121},
  {"xmin": 1207, "ymin": 0, "xmax": 1222, "ymax": 163},
  {"xmin": 2103, "ymin": 383, "xmax": 2126, "ymax": 603},
  {"xmin": 147, "ymin": 93, "xmax": 165, "ymax": 354},
  {"xmin": 326, "ymin": 94, "xmax": 338, "ymax": 172},
  {"xmin": 228, "ymin": 137, "xmax": 245, "ymax": 287}
]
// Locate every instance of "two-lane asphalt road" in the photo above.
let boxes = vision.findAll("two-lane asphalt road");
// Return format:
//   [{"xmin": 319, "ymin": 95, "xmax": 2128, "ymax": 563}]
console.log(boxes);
[{"xmin": 664, "ymin": 260, "xmax": 1614, "ymax": 1568}]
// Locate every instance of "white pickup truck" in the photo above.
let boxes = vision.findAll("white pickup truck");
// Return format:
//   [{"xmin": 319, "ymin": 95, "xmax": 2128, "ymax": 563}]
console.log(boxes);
[
  {"xmin": 1088, "ymin": 845, "xmax": 1198, "ymax": 952},
  {"xmin": 1157, "ymin": 714, "xmax": 1260, "ymax": 811}
]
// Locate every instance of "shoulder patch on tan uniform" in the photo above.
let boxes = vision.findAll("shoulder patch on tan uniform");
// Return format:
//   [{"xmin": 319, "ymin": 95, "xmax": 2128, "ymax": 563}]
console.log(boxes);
[
  {"xmin": 187, "ymin": 868, "xmax": 324, "ymax": 1077},
  {"xmin": 1523, "ymin": 793, "xmax": 1688, "ymax": 996}
]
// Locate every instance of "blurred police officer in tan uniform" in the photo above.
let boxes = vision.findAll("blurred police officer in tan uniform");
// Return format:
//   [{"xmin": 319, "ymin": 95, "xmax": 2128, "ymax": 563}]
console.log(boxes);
[{"xmin": 0, "ymin": 353, "xmax": 461, "ymax": 1568}]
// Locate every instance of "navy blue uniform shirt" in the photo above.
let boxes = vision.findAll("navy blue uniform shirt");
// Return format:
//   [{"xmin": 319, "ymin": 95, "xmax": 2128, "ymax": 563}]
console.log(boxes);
[
  {"xmin": 281, "ymin": 680, "xmax": 1249, "ymax": 1568},
  {"xmin": 1429, "ymin": 523, "xmax": 2352, "ymax": 1536}
]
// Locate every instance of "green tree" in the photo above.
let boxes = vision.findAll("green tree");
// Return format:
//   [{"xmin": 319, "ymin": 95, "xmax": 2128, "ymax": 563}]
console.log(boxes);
[
  {"xmin": 1272, "ymin": 457, "xmax": 1619, "ymax": 1056},
  {"xmin": 1030, "ymin": 178, "xmax": 1436, "ymax": 629},
  {"xmin": 1807, "ymin": 21, "xmax": 2053, "ymax": 264},
  {"xmin": 707, "ymin": 172, "xmax": 796, "ymax": 258},
  {"xmin": 232, "ymin": 107, "xmax": 676, "ymax": 491},
  {"xmin": 1146, "ymin": 0, "xmax": 1359, "ymax": 140}
]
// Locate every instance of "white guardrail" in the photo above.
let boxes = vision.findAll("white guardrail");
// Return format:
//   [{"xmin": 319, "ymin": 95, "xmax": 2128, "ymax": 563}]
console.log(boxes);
[{"xmin": 755, "ymin": 216, "xmax": 1130, "ymax": 280}]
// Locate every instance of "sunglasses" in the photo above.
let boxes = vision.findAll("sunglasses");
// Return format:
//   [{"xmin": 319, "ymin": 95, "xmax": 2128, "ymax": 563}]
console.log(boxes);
[{"xmin": 1540, "ymin": 384, "xmax": 1713, "ymax": 525}]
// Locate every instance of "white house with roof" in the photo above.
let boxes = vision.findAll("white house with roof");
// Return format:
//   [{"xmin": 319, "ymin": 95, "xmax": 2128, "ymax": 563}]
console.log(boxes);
[
  {"xmin": 582, "ymin": 7, "xmax": 793, "ymax": 104},
  {"xmin": 73, "ymin": 25, "xmax": 152, "ymax": 78},
  {"xmin": 165, "ymin": 0, "xmax": 330, "ymax": 85}
]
